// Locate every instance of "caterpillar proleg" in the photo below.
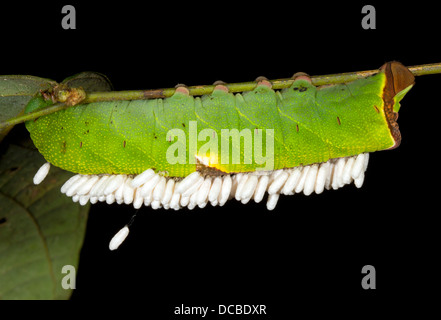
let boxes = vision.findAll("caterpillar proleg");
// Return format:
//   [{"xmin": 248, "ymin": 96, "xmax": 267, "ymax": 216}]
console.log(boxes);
[{"xmin": 27, "ymin": 61, "xmax": 414, "ymax": 213}]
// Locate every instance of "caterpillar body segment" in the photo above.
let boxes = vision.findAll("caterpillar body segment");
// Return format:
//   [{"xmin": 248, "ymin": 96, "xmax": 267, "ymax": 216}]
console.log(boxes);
[{"xmin": 27, "ymin": 62, "xmax": 414, "ymax": 211}]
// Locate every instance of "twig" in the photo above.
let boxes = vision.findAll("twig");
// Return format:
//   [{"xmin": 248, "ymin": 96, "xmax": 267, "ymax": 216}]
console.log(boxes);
[{"xmin": 1, "ymin": 62, "xmax": 440, "ymax": 130}]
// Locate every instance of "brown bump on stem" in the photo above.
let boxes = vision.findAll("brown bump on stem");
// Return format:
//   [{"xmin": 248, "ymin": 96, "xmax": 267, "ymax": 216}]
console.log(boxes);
[
  {"xmin": 374, "ymin": 105, "xmax": 380, "ymax": 113},
  {"xmin": 80, "ymin": 141, "xmax": 83, "ymax": 148},
  {"xmin": 123, "ymin": 140, "xmax": 126, "ymax": 148},
  {"xmin": 380, "ymin": 61, "xmax": 415, "ymax": 149},
  {"xmin": 337, "ymin": 116, "xmax": 341, "ymax": 125},
  {"xmin": 143, "ymin": 89, "xmax": 166, "ymax": 99},
  {"xmin": 55, "ymin": 85, "xmax": 87, "ymax": 106},
  {"xmin": 296, "ymin": 124, "xmax": 299, "ymax": 132}
]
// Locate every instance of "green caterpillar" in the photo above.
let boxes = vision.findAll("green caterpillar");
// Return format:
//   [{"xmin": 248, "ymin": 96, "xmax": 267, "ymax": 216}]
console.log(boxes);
[{"xmin": 25, "ymin": 61, "xmax": 414, "ymax": 213}]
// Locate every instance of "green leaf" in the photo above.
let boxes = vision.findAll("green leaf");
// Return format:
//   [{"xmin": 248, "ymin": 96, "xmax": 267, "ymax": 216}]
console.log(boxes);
[
  {"xmin": 0, "ymin": 75, "xmax": 57, "ymax": 142},
  {"xmin": 61, "ymin": 71, "xmax": 113, "ymax": 92},
  {"xmin": 0, "ymin": 143, "xmax": 89, "ymax": 299}
]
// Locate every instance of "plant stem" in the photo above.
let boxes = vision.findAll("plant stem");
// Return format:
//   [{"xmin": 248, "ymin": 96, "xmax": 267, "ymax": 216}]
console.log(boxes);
[
  {"xmin": 83, "ymin": 62, "xmax": 441, "ymax": 103},
  {"xmin": 0, "ymin": 103, "xmax": 68, "ymax": 129},
  {"xmin": 1, "ymin": 62, "xmax": 441, "ymax": 130}
]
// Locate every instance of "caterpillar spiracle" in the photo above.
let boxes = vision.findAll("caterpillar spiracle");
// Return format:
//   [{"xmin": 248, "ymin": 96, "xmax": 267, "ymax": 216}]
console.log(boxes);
[{"xmin": 26, "ymin": 62, "xmax": 414, "ymax": 247}]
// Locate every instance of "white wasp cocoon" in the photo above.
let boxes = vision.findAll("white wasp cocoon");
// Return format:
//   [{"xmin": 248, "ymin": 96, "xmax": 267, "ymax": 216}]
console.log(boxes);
[
  {"xmin": 45, "ymin": 153, "xmax": 370, "ymax": 211},
  {"xmin": 33, "ymin": 162, "xmax": 51, "ymax": 185},
  {"xmin": 109, "ymin": 226, "xmax": 130, "ymax": 251}
]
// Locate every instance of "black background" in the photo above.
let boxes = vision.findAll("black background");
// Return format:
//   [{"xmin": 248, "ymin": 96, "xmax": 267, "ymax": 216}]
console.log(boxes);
[{"xmin": 1, "ymin": 0, "xmax": 439, "ymax": 315}]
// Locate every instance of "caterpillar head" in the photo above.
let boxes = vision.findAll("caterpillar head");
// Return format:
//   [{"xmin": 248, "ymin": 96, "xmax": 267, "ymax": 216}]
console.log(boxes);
[
  {"xmin": 380, "ymin": 61, "xmax": 415, "ymax": 149},
  {"xmin": 381, "ymin": 61, "xmax": 415, "ymax": 112}
]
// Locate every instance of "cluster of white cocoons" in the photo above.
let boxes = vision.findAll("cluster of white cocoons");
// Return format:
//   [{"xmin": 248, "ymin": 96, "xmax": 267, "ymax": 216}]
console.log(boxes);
[{"xmin": 34, "ymin": 153, "xmax": 369, "ymax": 211}]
